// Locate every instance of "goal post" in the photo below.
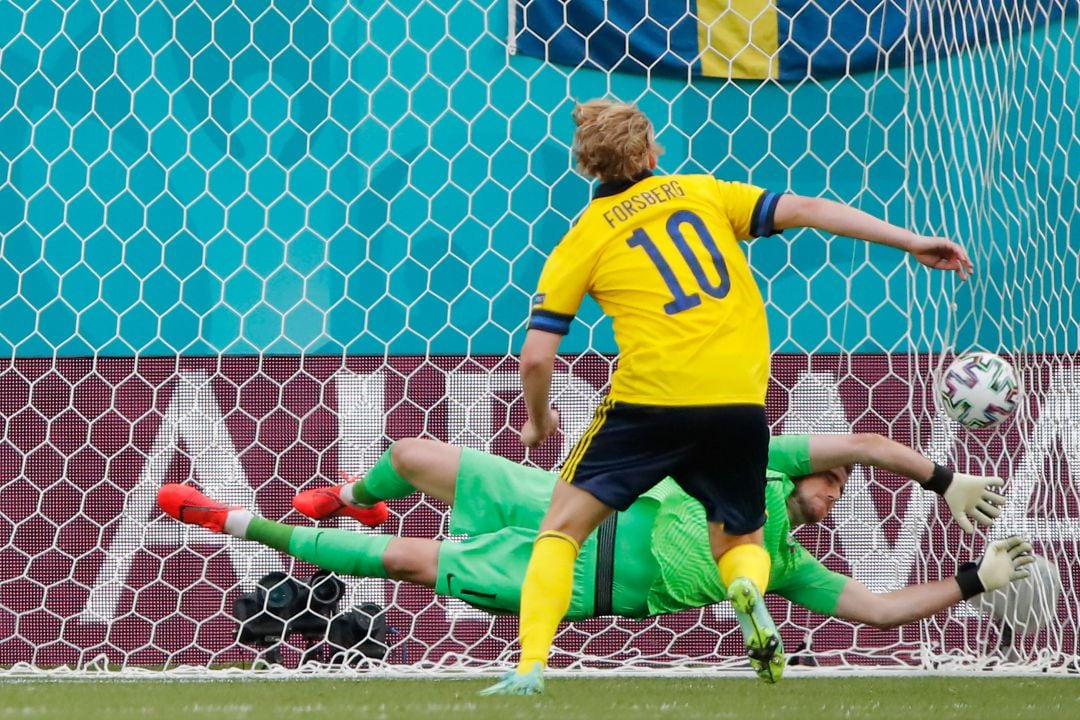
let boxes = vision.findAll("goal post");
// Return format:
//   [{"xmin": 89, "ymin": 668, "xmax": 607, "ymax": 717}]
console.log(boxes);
[{"xmin": 1, "ymin": 0, "xmax": 1077, "ymax": 675}]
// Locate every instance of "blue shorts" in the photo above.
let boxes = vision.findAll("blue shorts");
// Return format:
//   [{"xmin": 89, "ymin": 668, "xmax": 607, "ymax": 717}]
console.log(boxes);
[{"xmin": 560, "ymin": 402, "xmax": 769, "ymax": 535}]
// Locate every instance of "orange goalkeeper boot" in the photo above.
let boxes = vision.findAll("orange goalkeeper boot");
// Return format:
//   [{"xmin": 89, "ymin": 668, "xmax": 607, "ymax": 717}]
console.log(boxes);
[
  {"xmin": 291, "ymin": 472, "xmax": 388, "ymax": 527},
  {"xmin": 157, "ymin": 484, "xmax": 238, "ymax": 533}
]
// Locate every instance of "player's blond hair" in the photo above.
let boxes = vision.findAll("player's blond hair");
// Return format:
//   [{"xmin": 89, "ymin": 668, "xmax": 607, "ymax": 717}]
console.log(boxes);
[{"xmin": 572, "ymin": 99, "xmax": 662, "ymax": 183}]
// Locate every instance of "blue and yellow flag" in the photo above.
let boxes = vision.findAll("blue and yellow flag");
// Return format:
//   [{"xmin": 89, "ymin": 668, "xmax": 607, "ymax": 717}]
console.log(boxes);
[{"xmin": 513, "ymin": 1, "xmax": 1078, "ymax": 81}]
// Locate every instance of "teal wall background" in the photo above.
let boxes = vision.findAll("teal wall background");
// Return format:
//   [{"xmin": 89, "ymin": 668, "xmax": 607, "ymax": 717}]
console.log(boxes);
[
  {"xmin": 908, "ymin": 15, "xmax": 1080, "ymax": 355},
  {"xmin": 0, "ymin": 1, "xmax": 1075, "ymax": 357}
]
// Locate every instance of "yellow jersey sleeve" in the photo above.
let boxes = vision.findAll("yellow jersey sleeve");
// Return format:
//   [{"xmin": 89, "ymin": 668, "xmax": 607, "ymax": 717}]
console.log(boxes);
[
  {"xmin": 528, "ymin": 227, "xmax": 595, "ymax": 335},
  {"xmin": 714, "ymin": 180, "xmax": 783, "ymax": 240}
]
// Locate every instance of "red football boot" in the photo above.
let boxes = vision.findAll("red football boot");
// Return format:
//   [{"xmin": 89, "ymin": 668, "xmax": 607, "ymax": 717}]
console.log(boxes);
[
  {"xmin": 291, "ymin": 474, "xmax": 388, "ymax": 527},
  {"xmin": 157, "ymin": 484, "xmax": 239, "ymax": 533}
]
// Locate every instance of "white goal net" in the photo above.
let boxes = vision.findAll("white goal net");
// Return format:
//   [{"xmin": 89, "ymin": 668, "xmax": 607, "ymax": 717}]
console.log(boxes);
[
  {"xmin": 906, "ymin": 0, "xmax": 1080, "ymax": 671},
  {"xmin": 0, "ymin": 0, "xmax": 1077, "ymax": 676}
]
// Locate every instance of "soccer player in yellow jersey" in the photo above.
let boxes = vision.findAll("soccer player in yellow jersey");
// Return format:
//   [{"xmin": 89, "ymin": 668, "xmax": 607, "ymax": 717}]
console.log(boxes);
[{"xmin": 481, "ymin": 99, "xmax": 974, "ymax": 694}]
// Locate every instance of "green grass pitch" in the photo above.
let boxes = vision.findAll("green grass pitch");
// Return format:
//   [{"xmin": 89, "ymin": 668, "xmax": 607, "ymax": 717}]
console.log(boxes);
[{"xmin": 1, "ymin": 677, "xmax": 1077, "ymax": 720}]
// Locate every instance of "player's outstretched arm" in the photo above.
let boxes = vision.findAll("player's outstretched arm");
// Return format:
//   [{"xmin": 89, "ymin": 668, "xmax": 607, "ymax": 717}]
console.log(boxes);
[
  {"xmin": 519, "ymin": 328, "xmax": 561, "ymax": 448},
  {"xmin": 772, "ymin": 194, "xmax": 973, "ymax": 280},
  {"xmin": 832, "ymin": 536, "xmax": 1034, "ymax": 629},
  {"xmin": 807, "ymin": 433, "xmax": 1006, "ymax": 533}
]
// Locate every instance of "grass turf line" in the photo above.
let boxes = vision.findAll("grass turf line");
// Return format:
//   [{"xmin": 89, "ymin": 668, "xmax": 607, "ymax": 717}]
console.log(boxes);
[{"xmin": 0, "ymin": 677, "xmax": 1076, "ymax": 720}]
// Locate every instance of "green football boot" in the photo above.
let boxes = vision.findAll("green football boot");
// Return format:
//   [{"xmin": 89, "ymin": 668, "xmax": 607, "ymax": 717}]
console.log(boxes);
[
  {"xmin": 728, "ymin": 576, "xmax": 785, "ymax": 683},
  {"xmin": 478, "ymin": 661, "xmax": 545, "ymax": 696}
]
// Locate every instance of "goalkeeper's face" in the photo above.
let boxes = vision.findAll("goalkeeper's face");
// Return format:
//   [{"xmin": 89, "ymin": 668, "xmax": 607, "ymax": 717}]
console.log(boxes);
[{"xmin": 787, "ymin": 467, "xmax": 849, "ymax": 525}]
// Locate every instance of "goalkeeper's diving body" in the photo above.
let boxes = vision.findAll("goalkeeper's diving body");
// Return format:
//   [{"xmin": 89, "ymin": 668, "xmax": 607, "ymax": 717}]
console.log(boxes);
[{"xmin": 158, "ymin": 432, "xmax": 1032, "ymax": 679}]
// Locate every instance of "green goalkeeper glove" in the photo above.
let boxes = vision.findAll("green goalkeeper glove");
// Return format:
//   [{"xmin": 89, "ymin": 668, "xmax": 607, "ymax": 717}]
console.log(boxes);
[
  {"xmin": 955, "ymin": 535, "xmax": 1036, "ymax": 599},
  {"xmin": 924, "ymin": 464, "xmax": 1007, "ymax": 534}
]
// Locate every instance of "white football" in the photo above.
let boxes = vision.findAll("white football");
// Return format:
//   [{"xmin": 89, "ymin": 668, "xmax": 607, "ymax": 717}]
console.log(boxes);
[
  {"xmin": 973, "ymin": 553, "xmax": 1062, "ymax": 633},
  {"xmin": 938, "ymin": 352, "xmax": 1022, "ymax": 429}
]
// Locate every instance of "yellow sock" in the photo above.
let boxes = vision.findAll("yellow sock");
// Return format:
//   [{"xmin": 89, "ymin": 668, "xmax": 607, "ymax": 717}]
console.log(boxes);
[
  {"xmin": 517, "ymin": 530, "xmax": 579, "ymax": 672},
  {"xmin": 718, "ymin": 543, "xmax": 771, "ymax": 596}
]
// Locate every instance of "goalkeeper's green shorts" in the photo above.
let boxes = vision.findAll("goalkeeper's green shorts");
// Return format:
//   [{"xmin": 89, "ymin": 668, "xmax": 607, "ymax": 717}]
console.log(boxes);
[{"xmin": 434, "ymin": 448, "xmax": 658, "ymax": 619}]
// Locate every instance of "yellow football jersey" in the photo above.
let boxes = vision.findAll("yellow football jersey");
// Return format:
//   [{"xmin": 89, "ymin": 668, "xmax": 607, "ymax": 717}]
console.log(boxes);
[{"xmin": 529, "ymin": 173, "xmax": 781, "ymax": 406}]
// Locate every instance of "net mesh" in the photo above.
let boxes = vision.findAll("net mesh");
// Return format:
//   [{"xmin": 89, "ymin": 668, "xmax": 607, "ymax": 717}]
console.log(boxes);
[
  {"xmin": 907, "ymin": 0, "xmax": 1080, "ymax": 671},
  {"xmin": 0, "ymin": 0, "xmax": 1077, "ymax": 675}
]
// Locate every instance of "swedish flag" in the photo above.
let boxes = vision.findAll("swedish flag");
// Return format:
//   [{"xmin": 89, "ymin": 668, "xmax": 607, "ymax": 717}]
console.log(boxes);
[{"xmin": 513, "ymin": 1, "xmax": 1078, "ymax": 81}]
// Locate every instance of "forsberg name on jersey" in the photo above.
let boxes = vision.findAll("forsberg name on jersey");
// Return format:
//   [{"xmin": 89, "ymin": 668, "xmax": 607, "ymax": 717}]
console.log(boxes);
[{"xmin": 601, "ymin": 179, "xmax": 686, "ymax": 228}]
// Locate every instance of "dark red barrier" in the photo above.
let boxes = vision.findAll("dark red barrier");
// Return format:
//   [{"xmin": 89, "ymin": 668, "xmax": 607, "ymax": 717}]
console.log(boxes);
[{"xmin": 0, "ymin": 355, "xmax": 1076, "ymax": 670}]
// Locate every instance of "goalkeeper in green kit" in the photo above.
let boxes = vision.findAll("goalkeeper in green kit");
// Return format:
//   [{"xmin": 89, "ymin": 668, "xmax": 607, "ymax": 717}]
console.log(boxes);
[{"xmin": 159, "ymin": 432, "xmax": 1033, "ymax": 674}]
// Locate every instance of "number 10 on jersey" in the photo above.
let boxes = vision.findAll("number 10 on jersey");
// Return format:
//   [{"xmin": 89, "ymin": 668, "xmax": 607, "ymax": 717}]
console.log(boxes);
[{"xmin": 626, "ymin": 209, "xmax": 732, "ymax": 315}]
